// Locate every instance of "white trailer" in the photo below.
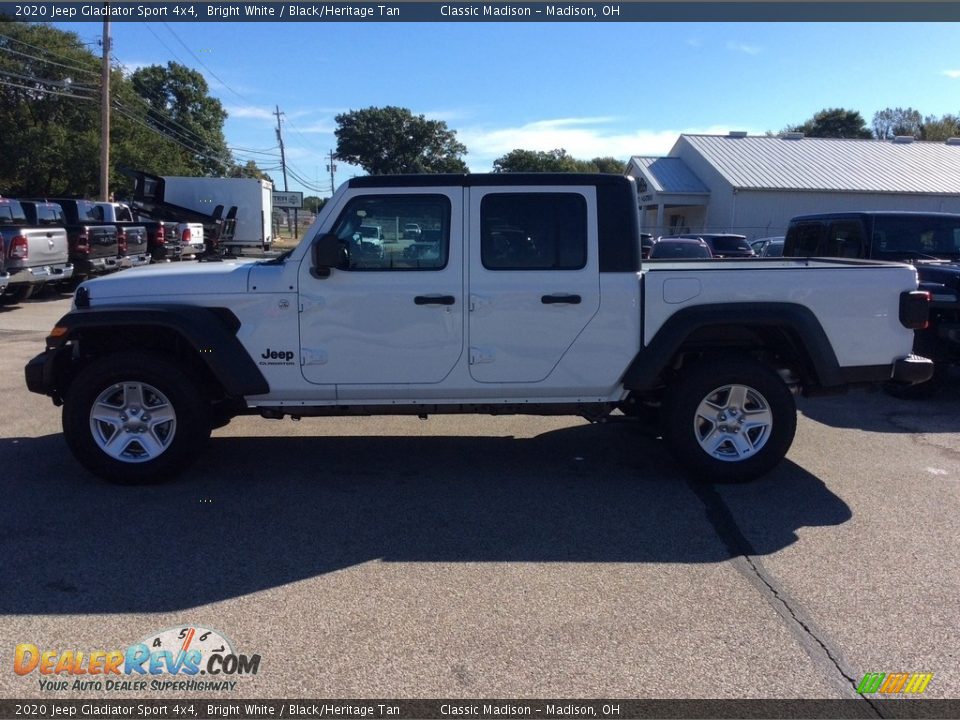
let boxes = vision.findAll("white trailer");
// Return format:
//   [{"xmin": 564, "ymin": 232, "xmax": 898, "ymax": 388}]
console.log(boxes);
[{"xmin": 159, "ymin": 176, "xmax": 274, "ymax": 251}]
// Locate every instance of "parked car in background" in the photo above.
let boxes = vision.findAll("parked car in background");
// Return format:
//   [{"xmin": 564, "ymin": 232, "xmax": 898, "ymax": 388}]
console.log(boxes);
[
  {"xmin": 91, "ymin": 202, "xmax": 149, "ymax": 269},
  {"xmin": 679, "ymin": 233, "xmax": 755, "ymax": 258},
  {"xmin": 752, "ymin": 236, "xmax": 785, "ymax": 257},
  {"xmin": 26, "ymin": 199, "xmax": 118, "ymax": 281},
  {"xmin": 354, "ymin": 224, "xmax": 385, "ymax": 259},
  {"xmin": 640, "ymin": 232, "xmax": 654, "ymax": 259},
  {"xmin": 785, "ymin": 211, "xmax": 960, "ymax": 393},
  {"xmin": 403, "ymin": 223, "xmax": 422, "ymax": 240},
  {"xmin": 1, "ymin": 198, "xmax": 73, "ymax": 301},
  {"xmin": 760, "ymin": 239, "xmax": 784, "ymax": 257},
  {"xmin": 649, "ymin": 237, "xmax": 713, "ymax": 259}
]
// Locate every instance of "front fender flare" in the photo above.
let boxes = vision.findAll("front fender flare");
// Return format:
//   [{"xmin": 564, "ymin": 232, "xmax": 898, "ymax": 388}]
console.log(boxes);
[{"xmin": 34, "ymin": 304, "xmax": 269, "ymax": 399}]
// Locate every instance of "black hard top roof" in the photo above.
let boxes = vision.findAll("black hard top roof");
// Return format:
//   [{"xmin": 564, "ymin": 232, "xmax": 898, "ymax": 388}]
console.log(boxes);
[
  {"xmin": 347, "ymin": 173, "xmax": 633, "ymax": 188},
  {"xmin": 792, "ymin": 210, "xmax": 960, "ymax": 221}
]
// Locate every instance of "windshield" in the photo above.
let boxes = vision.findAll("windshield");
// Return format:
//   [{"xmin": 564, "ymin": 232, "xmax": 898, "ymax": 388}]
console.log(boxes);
[
  {"xmin": 0, "ymin": 201, "xmax": 26, "ymax": 224},
  {"xmin": 359, "ymin": 226, "xmax": 380, "ymax": 239},
  {"xmin": 873, "ymin": 216, "xmax": 960, "ymax": 259},
  {"xmin": 711, "ymin": 236, "xmax": 750, "ymax": 251}
]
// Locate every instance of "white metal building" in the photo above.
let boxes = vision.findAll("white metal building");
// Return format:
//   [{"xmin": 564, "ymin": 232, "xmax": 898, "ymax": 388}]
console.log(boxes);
[{"xmin": 626, "ymin": 133, "xmax": 960, "ymax": 240}]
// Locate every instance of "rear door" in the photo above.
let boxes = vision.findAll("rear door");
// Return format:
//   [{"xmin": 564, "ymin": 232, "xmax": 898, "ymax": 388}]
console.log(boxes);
[{"xmin": 466, "ymin": 185, "xmax": 600, "ymax": 383}]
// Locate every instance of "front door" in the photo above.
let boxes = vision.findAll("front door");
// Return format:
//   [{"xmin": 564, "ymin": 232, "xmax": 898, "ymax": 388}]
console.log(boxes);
[
  {"xmin": 467, "ymin": 186, "xmax": 601, "ymax": 384},
  {"xmin": 298, "ymin": 189, "xmax": 464, "ymax": 386}
]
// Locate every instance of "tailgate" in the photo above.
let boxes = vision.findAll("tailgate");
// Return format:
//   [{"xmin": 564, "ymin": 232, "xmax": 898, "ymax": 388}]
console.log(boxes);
[
  {"xmin": 123, "ymin": 225, "xmax": 148, "ymax": 253},
  {"xmin": 85, "ymin": 225, "xmax": 118, "ymax": 258},
  {"xmin": 25, "ymin": 227, "xmax": 70, "ymax": 266}
]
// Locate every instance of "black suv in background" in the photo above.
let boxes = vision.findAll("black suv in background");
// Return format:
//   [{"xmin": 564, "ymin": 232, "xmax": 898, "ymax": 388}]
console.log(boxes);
[{"xmin": 785, "ymin": 211, "xmax": 960, "ymax": 392}]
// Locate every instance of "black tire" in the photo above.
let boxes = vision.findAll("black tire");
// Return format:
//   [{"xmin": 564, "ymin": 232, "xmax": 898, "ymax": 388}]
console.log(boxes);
[
  {"xmin": 62, "ymin": 352, "xmax": 212, "ymax": 484},
  {"xmin": 663, "ymin": 357, "xmax": 797, "ymax": 483},
  {"xmin": 8, "ymin": 285, "xmax": 35, "ymax": 302}
]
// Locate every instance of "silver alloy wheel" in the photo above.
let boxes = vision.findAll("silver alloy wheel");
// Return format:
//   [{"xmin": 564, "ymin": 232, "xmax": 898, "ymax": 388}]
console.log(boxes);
[
  {"xmin": 89, "ymin": 382, "xmax": 177, "ymax": 463},
  {"xmin": 693, "ymin": 383, "xmax": 773, "ymax": 462}
]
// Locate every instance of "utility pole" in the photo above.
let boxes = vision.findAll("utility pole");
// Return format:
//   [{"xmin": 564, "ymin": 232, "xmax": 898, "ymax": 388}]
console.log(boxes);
[
  {"xmin": 273, "ymin": 105, "xmax": 288, "ymax": 191},
  {"xmin": 325, "ymin": 149, "xmax": 337, "ymax": 194},
  {"xmin": 273, "ymin": 105, "xmax": 290, "ymax": 234},
  {"xmin": 99, "ymin": 7, "xmax": 111, "ymax": 201}
]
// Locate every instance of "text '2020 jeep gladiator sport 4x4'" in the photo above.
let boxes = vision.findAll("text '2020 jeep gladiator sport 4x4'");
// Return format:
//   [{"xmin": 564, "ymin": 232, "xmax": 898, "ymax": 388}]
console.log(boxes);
[{"xmin": 26, "ymin": 175, "xmax": 932, "ymax": 485}]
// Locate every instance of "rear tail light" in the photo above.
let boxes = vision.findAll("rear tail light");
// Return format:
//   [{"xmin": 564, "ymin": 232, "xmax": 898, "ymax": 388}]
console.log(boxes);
[
  {"xmin": 156, "ymin": 224, "xmax": 165, "ymax": 245},
  {"xmin": 75, "ymin": 231, "xmax": 90, "ymax": 255},
  {"xmin": 9, "ymin": 235, "xmax": 28, "ymax": 260},
  {"xmin": 900, "ymin": 290, "xmax": 931, "ymax": 330},
  {"xmin": 117, "ymin": 229, "xmax": 127, "ymax": 255},
  {"xmin": 181, "ymin": 227, "xmax": 191, "ymax": 244}
]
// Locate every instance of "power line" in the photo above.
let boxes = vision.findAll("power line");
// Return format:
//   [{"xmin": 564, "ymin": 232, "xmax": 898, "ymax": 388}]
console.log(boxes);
[
  {"xmin": 0, "ymin": 32, "xmax": 100, "ymax": 78},
  {"xmin": 141, "ymin": 22, "xmax": 188, "ymax": 67},
  {"xmin": 0, "ymin": 78, "xmax": 98, "ymax": 101},
  {"xmin": 0, "ymin": 68, "xmax": 97, "ymax": 94},
  {"xmin": 161, "ymin": 22, "xmax": 250, "ymax": 104}
]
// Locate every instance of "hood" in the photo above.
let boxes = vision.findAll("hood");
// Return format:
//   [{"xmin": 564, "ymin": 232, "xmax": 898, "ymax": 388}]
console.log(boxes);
[{"xmin": 80, "ymin": 259, "xmax": 258, "ymax": 301}]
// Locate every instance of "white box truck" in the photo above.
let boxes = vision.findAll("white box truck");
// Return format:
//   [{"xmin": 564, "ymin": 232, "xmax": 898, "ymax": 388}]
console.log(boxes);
[{"xmin": 159, "ymin": 176, "xmax": 274, "ymax": 252}]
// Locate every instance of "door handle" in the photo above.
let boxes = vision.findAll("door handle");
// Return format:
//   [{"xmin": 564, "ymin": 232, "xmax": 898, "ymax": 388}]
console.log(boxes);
[
  {"xmin": 414, "ymin": 295, "xmax": 456, "ymax": 305},
  {"xmin": 541, "ymin": 294, "xmax": 582, "ymax": 304}
]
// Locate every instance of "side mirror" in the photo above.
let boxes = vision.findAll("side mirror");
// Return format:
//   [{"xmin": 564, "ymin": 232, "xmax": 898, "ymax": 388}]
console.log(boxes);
[{"xmin": 311, "ymin": 232, "xmax": 343, "ymax": 277}]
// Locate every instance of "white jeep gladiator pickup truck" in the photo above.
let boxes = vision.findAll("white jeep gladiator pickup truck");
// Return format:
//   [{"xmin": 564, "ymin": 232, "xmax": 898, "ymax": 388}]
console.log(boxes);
[{"xmin": 25, "ymin": 174, "xmax": 932, "ymax": 485}]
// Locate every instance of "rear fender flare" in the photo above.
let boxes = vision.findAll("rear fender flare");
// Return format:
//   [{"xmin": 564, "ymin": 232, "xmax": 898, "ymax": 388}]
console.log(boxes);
[{"xmin": 621, "ymin": 302, "xmax": 842, "ymax": 391}]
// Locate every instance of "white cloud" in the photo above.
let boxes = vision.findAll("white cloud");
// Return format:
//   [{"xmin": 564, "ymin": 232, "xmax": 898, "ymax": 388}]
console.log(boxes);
[
  {"xmin": 458, "ymin": 118, "xmax": 757, "ymax": 171},
  {"xmin": 942, "ymin": 69, "xmax": 960, "ymax": 78},
  {"xmin": 226, "ymin": 105, "xmax": 275, "ymax": 120},
  {"xmin": 726, "ymin": 41, "xmax": 762, "ymax": 55},
  {"xmin": 117, "ymin": 60, "xmax": 152, "ymax": 76}
]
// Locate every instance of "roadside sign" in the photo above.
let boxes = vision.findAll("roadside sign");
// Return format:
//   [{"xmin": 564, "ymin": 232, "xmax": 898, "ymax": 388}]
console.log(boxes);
[{"xmin": 273, "ymin": 191, "xmax": 303, "ymax": 209}]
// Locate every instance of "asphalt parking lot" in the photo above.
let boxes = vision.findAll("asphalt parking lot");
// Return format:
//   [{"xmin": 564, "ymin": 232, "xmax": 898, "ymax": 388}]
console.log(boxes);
[{"xmin": 1, "ymin": 293, "xmax": 958, "ymax": 705}]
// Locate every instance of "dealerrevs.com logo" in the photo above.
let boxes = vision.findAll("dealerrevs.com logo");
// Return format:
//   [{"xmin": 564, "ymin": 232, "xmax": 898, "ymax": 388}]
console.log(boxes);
[
  {"xmin": 14, "ymin": 626, "xmax": 261, "ymax": 693},
  {"xmin": 857, "ymin": 672, "xmax": 934, "ymax": 695}
]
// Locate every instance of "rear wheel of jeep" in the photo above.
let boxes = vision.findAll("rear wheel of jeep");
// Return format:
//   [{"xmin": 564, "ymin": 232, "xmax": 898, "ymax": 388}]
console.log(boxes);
[
  {"xmin": 663, "ymin": 357, "xmax": 797, "ymax": 483},
  {"xmin": 62, "ymin": 353, "xmax": 211, "ymax": 484}
]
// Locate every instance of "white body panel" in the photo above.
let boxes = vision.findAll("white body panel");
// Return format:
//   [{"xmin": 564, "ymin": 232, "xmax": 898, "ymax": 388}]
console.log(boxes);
[
  {"xmin": 641, "ymin": 260, "xmax": 918, "ymax": 367},
  {"xmin": 160, "ymin": 177, "xmax": 273, "ymax": 247}
]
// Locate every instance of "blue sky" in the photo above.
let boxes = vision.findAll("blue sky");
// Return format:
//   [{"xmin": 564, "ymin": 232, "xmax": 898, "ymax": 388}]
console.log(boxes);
[{"xmin": 56, "ymin": 20, "xmax": 960, "ymax": 198}]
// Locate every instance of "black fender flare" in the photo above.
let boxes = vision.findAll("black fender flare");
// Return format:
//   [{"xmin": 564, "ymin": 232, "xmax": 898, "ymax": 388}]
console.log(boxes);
[
  {"xmin": 621, "ymin": 302, "xmax": 842, "ymax": 391},
  {"xmin": 37, "ymin": 304, "xmax": 269, "ymax": 398}
]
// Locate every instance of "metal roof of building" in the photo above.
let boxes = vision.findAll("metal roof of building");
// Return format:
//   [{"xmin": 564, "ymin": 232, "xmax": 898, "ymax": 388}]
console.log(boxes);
[
  {"xmin": 631, "ymin": 157, "xmax": 710, "ymax": 194},
  {"xmin": 675, "ymin": 134, "xmax": 960, "ymax": 194}
]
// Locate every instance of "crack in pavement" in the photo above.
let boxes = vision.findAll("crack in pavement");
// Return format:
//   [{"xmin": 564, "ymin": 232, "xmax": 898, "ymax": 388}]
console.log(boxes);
[{"xmin": 685, "ymin": 478, "xmax": 887, "ymax": 718}]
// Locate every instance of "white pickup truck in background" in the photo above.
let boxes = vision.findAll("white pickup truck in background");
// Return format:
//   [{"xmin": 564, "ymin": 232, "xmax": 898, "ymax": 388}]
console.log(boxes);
[{"xmin": 26, "ymin": 174, "xmax": 932, "ymax": 485}]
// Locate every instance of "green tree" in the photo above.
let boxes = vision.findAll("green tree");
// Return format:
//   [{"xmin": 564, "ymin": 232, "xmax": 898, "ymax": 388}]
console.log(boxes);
[
  {"xmin": 334, "ymin": 106, "xmax": 468, "ymax": 175},
  {"xmin": 302, "ymin": 195, "xmax": 327, "ymax": 213},
  {"xmin": 591, "ymin": 156, "xmax": 626, "ymax": 173},
  {"xmin": 0, "ymin": 23, "xmax": 236, "ymax": 196},
  {"xmin": 872, "ymin": 107, "xmax": 923, "ymax": 139},
  {"xmin": 920, "ymin": 114, "xmax": 960, "ymax": 141},
  {"xmin": 228, "ymin": 159, "xmax": 273, "ymax": 183},
  {"xmin": 130, "ymin": 62, "xmax": 231, "ymax": 176},
  {"xmin": 0, "ymin": 22, "xmax": 102, "ymax": 195},
  {"xmin": 785, "ymin": 108, "xmax": 873, "ymax": 139},
  {"xmin": 493, "ymin": 149, "xmax": 625, "ymax": 173}
]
